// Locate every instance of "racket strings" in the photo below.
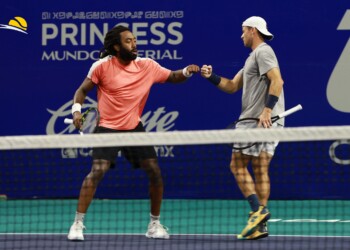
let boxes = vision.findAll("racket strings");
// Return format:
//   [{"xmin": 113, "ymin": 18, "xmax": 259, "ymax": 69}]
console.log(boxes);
[{"xmin": 80, "ymin": 108, "xmax": 99, "ymax": 134}]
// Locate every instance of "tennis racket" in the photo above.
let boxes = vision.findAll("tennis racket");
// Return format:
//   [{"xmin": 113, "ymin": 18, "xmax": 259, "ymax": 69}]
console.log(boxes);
[
  {"xmin": 227, "ymin": 104, "xmax": 303, "ymax": 150},
  {"xmin": 64, "ymin": 107, "xmax": 100, "ymax": 135}
]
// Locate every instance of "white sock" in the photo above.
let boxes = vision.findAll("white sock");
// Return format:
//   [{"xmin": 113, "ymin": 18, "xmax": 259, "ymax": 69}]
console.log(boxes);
[
  {"xmin": 74, "ymin": 211, "xmax": 85, "ymax": 223},
  {"xmin": 150, "ymin": 214, "xmax": 160, "ymax": 222}
]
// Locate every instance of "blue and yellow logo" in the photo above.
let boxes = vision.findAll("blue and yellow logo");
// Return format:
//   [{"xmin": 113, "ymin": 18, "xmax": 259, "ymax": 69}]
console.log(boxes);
[{"xmin": 0, "ymin": 16, "xmax": 28, "ymax": 34}]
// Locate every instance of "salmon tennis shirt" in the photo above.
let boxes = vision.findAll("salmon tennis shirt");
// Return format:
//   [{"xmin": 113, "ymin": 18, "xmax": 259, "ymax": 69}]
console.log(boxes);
[{"xmin": 87, "ymin": 56, "xmax": 171, "ymax": 130}]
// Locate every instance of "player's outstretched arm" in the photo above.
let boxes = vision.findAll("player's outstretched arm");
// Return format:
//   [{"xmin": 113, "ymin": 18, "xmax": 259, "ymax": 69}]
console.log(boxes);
[
  {"xmin": 167, "ymin": 64, "xmax": 200, "ymax": 83},
  {"xmin": 201, "ymin": 65, "xmax": 243, "ymax": 94}
]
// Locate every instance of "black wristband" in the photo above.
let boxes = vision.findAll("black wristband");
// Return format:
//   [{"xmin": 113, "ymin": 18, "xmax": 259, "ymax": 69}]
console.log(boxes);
[
  {"xmin": 265, "ymin": 94, "xmax": 279, "ymax": 109},
  {"xmin": 207, "ymin": 73, "xmax": 221, "ymax": 86}
]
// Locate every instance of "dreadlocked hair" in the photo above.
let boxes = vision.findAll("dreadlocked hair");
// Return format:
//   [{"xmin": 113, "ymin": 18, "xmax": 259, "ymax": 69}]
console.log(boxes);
[{"xmin": 99, "ymin": 25, "xmax": 130, "ymax": 59}]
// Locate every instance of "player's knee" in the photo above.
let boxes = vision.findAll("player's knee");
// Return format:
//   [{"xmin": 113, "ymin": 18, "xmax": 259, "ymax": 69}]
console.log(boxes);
[
  {"xmin": 91, "ymin": 168, "xmax": 106, "ymax": 180},
  {"xmin": 229, "ymin": 162, "xmax": 235, "ymax": 173},
  {"xmin": 230, "ymin": 161, "xmax": 247, "ymax": 178},
  {"xmin": 140, "ymin": 160, "xmax": 163, "ymax": 185},
  {"xmin": 147, "ymin": 165, "xmax": 162, "ymax": 180},
  {"xmin": 87, "ymin": 160, "xmax": 110, "ymax": 182},
  {"xmin": 252, "ymin": 165, "xmax": 269, "ymax": 176},
  {"xmin": 230, "ymin": 161, "xmax": 239, "ymax": 175}
]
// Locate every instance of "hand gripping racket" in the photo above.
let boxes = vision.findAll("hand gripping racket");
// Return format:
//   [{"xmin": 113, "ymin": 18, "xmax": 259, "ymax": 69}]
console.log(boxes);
[
  {"xmin": 64, "ymin": 107, "xmax": 100, "ymax": 135},
  {"xmin": 227, "ymin": 104, "xmax": 303, "ymax": 150}
]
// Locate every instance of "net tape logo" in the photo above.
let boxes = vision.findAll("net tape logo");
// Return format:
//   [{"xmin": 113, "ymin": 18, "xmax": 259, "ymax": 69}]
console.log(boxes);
[{"xmin": 0, "ymin": 16, "xmax": 28, "ymax": 34}]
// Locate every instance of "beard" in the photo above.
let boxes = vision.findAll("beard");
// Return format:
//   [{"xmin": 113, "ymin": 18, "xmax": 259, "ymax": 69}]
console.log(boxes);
[{"xmin": 119, "ymin": 46, "xmax": 137, "ymax": 61}]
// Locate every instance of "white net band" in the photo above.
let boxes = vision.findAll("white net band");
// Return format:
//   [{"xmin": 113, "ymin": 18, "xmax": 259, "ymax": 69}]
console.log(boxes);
[{"xmin": 1, "ymin": 125, "xmax": 350, "ymax": 150}]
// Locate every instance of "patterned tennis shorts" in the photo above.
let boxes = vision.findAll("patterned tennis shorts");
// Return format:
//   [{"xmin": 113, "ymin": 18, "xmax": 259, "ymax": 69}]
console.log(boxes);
[{"xmin": 232, "ymin": 123, "xmax": 283, "ymax": 157}]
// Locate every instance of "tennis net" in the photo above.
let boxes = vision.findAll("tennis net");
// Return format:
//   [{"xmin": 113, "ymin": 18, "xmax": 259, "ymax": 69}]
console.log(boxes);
[{"xmin": 0, "ymin": 126, "xmax": 350, "ymax": 250}]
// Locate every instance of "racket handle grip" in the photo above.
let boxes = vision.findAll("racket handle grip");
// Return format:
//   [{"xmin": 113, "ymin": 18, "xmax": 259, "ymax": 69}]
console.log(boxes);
[
  {"xmin": 64, "ymin": 118, "xmax": 84, "ymax": 135},
  {"xmin": 64, "ymin": 118, "xmax": 73, "ymax": 124},
  {"xmin": 278, "ymin": 104, "xmax": 303, "ymax": 118}
]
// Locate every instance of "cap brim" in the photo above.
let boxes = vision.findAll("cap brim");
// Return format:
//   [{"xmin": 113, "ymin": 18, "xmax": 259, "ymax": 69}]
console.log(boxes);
[
  {"xmin": 265, "ymin": 34, "xmax": 274, "ymax": 41},
  {"xmin": 258, "ymin": 28, "xmax": 274, "ymax": 40}
]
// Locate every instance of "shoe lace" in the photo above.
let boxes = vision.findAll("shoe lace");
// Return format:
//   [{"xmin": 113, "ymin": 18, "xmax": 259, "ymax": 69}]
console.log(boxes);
[
  {"xmin": 74, "ymin": 221, "xmax": 86, "ymax": 231},
  {"xmin": 150, "ymin": 221, "xmax": 168, "ymax": 233}
]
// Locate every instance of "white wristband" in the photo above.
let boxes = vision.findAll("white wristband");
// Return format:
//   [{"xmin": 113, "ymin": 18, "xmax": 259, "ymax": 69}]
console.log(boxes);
[
  {"xmin": 71, "ymin": 103, "xmax": 82, "ymax": 115},
  {"xmin": 182, "ymin": 67, "xmax": 193, "ymax": 78}
]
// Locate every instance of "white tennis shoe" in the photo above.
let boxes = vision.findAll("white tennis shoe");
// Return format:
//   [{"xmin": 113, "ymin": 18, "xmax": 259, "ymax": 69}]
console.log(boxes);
[
  {"xmin": 145, "ymin": 221, "xmax": 170, "ymax": 239},
  {"xmin": 67, "ymin": 221, "xmax": 86, "ymax": 241}
]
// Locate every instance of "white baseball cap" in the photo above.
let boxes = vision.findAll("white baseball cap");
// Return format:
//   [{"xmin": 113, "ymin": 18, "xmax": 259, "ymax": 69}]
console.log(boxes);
[{"xmin": 242, "ymin": 16, "xmax": 274, "ymax": 40}]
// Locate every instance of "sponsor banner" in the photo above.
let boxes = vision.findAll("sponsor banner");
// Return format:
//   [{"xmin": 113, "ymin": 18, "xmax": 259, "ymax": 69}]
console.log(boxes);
[{"xmin": 0, "ymin": 0, "xmax": 349, "ymax": 199}]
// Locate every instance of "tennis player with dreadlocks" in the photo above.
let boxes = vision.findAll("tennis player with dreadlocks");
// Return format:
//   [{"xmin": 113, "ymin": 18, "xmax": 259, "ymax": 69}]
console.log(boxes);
[{"xmin": 67, "ymin": 25, "xmax": 200, "ymax": 241}]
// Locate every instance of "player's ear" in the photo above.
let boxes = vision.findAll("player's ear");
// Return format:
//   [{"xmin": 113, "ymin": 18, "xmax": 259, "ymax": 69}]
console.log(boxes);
[
  {"xmin": 251, "ymin": 27, "xmax": 256, "ymax": 35},
  {"xmin": 113, "ymin": 44, "xmax": 120, "ymax": 52}
]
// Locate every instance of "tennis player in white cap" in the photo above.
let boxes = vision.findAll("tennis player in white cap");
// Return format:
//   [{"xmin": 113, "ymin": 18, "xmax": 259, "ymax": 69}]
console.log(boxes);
[{"xmin": 201, "ymin": 16, "xmax": 285, "ymax": 240}]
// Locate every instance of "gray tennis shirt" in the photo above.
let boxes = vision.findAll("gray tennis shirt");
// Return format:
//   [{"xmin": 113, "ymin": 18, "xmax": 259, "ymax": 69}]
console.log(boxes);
[{"xmin": 238, "ymin": 42, "xmax": 285, "ymax": 126}]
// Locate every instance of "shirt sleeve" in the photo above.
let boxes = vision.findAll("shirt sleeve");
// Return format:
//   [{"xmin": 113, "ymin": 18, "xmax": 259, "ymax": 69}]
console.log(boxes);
[
  {"xmin": 87, "ymin": 60, "xmax": 103, "ymax": 84},
  {"xmin": 149, "ymin": 59, "xmax": 171, "ymax": 83},
  {"xmin": 256, "ymin": 47, "xmax": 279, "ymax": 76}
]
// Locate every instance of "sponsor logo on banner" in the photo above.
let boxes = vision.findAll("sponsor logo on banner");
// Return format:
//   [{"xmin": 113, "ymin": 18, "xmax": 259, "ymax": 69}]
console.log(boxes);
[
  {"xmin": 47, "ymin": 98, "xmax": 178, "ymax": 159},
  {"xmin": 327, "ymin": 10, "xmax": 350, "ymax": 165},
  {"xmin": 329, "ymin": 140, "xmax": 350, "ymax": 165},
  {"xmin": 41, "ymin": 10, "xmax": 184, "ymax": 61},
  {"xmin": 0, "ymin": 16, "xmax": 28, "ymax": 34},
  {"xmin": 327, "ymin": 9, "xmax": 350, "ymax": 113}
]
